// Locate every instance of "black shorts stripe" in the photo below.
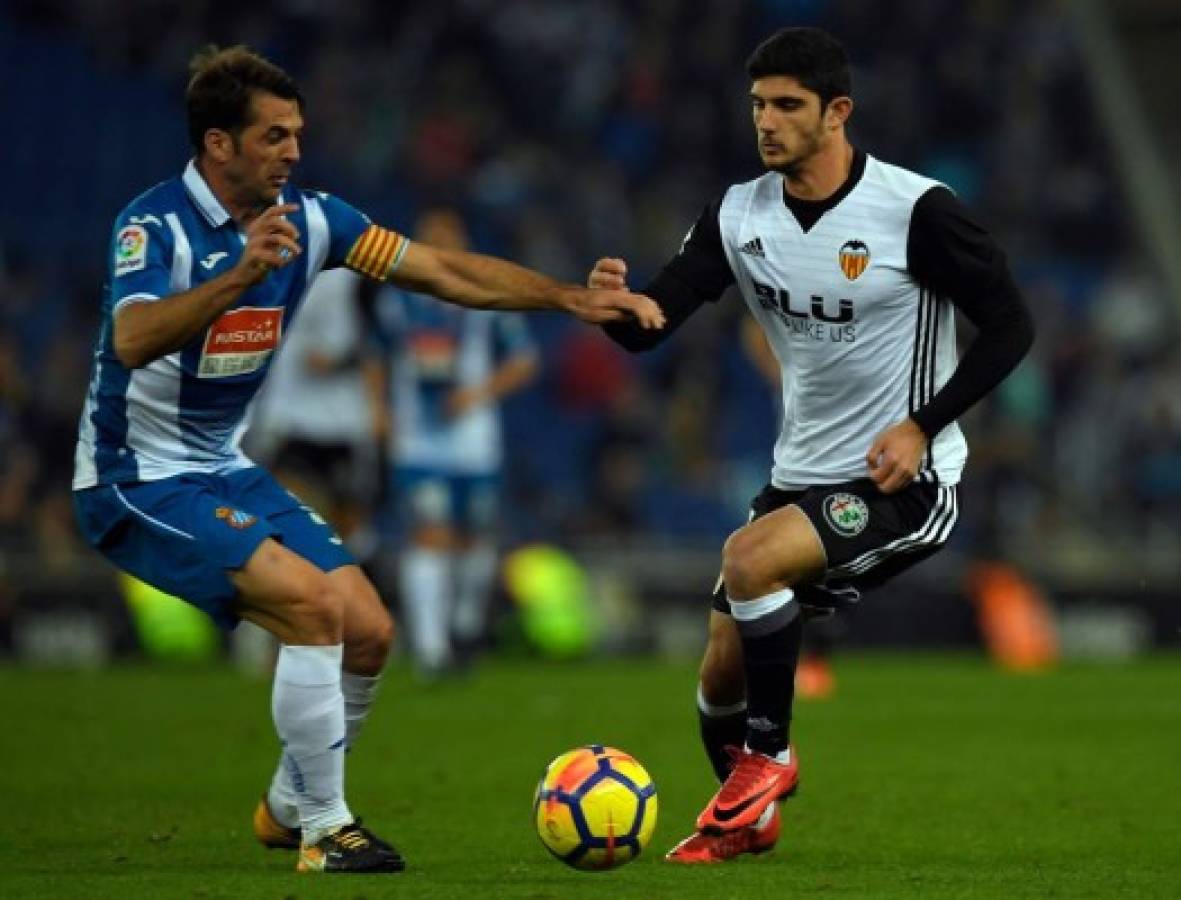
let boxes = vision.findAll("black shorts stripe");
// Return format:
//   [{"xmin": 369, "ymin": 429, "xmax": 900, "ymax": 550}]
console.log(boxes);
[
  {"xmin": 837, "ymin": 486, "xmax": 957, "ymax": 577},
  {"xmin": 847, "ymin": 485, "xmax": 957, "ymax": 576},
  {"xmin": 830, "ymin": 485, "xmax": 958, "ymax": 578}
]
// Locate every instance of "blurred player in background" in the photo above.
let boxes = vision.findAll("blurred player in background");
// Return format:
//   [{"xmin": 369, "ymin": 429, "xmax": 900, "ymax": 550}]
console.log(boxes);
[
  {"xmin": 368, "ymin": 207, "xmax": 538, "ymax": 678},
  {"xmin": 71, "ymin": 45, "xmax": 663, "ymax": 875},
  {"xmin": 590, "ymin": 27, "xmax": 1033, "ymax": 862},
  {"xmin": 250, "ymin": 267, "xmax": 381, "ymax": 557}
]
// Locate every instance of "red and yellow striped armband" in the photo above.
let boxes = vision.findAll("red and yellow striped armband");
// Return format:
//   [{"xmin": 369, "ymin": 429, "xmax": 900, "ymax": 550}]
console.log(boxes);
[{"xmin": 344, "ymin": 224, "xmax": 410, "ymax": 280}]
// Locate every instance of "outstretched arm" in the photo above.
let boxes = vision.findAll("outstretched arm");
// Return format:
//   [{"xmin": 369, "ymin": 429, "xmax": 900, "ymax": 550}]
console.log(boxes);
[{"xmin": 388, "ymin": 241, "xmax": 665, "ymax": 329}]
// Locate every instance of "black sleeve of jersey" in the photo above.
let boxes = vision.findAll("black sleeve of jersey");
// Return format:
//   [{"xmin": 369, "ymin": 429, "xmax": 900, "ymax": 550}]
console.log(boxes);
[
  {"xmin": 906, "ymin": 186, "xmax": 1035, "ymax": 438},
  {"xmin": 602, "ymin": 199, "xmax": 736, "ymax": 352}
]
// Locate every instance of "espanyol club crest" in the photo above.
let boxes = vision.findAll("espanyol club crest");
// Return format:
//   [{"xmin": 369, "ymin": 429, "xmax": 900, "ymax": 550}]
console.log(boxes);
[
  {"xmin": 215, "ymin": 506, "xmax": 258, "ymax": 529},
  {"xmin": 823, "ymin": 492, "xmax": 869, "ymax": 536},
  {"xmin": 839, "ymin": 239, "xmax": 870, "ymax": 281}
]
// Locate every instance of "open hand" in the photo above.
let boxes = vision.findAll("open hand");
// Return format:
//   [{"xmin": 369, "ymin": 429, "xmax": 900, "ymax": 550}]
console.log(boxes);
[
  {"xmin": 575, "ymin": 257, "xmax": 664, "ymax": 328},
  {"xmin": 561, "ymin": 287, "xmax": 665, "ymax": 328}
]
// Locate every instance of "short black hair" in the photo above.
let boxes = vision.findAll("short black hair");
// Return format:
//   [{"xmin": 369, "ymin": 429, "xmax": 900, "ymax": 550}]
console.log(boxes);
[
  {"xmin": 746, "ymin": 27, "xmax": 852, "ymax": 109},
  {"xmin": 186, "ymin": 45, "xmax": 304, "ymax": 155}
]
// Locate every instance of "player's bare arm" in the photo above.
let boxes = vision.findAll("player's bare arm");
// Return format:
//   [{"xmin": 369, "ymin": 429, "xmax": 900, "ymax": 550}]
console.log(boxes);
[
  {"xmin": 866, "ymin": 418, "xmax": 928, "ymax": 494},
  {"xmin": 388, "ymin": 242, "xmax": 665, "ymax": 328},
  {"xmin": 112, "ymin": 204, "xmax": 301, "ymax": 368}
]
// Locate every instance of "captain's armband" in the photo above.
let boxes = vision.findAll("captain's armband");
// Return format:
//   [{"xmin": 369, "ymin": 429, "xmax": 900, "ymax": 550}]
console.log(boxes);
[{"xmin": 344, "ymin": 225, "xmax": 410, "ymax": 280}]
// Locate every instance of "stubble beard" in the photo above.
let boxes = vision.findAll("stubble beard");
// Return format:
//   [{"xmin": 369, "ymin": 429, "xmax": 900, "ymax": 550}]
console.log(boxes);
[
  {"xmin": 225, "ymin": 158, "xmax": 279, "ymax": 216},
  {"xmin": 763, "ymin": 127, "xmax": 825, "ymax": 178}
]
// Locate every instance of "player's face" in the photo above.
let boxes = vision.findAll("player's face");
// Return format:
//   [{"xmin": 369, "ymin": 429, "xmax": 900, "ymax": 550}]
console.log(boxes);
[
  {"xmin": 225, "ymin": 92, "xmax": 303, "ymax": 206},
  {"xmin": 750, "ymin": 76, "xmax": 830, "ymax": 175}
]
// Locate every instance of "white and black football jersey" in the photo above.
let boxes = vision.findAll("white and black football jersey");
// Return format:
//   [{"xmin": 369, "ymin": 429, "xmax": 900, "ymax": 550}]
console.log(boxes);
[
  {"xmin": 607, "ymin": 149, "xmax": 1033, "ymax": 493},
  {"xmin": 718, "ymin": 155, "xmax": 963, "ymax": 488}
]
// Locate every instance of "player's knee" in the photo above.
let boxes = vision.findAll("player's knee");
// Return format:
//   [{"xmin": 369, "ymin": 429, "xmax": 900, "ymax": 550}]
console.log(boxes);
[
  {"xmin": 721, "ymin": 528, "xmax": 772, "ymax": 599},
  {"xmin": 289, "ymin": 577, "xmax": 345, "ymax": 644}
]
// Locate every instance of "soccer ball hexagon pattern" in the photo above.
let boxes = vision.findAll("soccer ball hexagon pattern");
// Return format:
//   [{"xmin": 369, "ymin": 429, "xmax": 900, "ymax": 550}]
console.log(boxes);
[{"xmin": 534, "ymin": 745, "xmax": 658, "ymax": 870}]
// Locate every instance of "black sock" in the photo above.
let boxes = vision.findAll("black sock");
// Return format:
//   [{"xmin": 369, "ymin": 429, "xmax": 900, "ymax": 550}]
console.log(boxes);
[
  {"xmin": 697, "ymin": 700, "xmax": 747, "ymax": 782},
  {"xmin": 732, "ymin": 592, "xmax": 802, "ymax": 757}
]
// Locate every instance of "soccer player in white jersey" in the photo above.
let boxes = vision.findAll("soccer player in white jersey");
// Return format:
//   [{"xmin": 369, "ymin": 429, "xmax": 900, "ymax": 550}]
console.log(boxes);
[
  {"xmin": 71, "ymin": 45, "xmax": 663, "ymax": 875},
  {"xmin": 589, "ymin": 27, "xmax": 1034, "ymax": 863},
  {"xmin": 369, "ymin": 207, "xmax": 539, "ymax": 677}
]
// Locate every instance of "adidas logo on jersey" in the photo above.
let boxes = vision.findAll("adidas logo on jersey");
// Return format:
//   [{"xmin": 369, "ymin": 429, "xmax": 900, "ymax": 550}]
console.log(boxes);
[{"xmin": 740, "ymin": 236, "xmax": 766, "ymax": 258}]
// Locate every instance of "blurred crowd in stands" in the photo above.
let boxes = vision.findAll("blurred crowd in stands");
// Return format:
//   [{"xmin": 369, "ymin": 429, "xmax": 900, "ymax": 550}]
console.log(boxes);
[{"xmin": 2, "ymin": 0, "xmax": 1179, "ymax": 582}]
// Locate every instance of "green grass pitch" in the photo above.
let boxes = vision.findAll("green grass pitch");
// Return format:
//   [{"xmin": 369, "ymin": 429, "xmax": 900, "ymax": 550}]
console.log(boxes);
[{"xmin": 1, "ymin": 653, "xmax": 1178, "ymax": 898}]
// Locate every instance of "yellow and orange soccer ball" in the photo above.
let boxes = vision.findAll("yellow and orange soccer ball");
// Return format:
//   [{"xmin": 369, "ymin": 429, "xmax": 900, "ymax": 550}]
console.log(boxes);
[{"xmin": 533, "ymin": 745, "xmax": 658, "ymax": 871}]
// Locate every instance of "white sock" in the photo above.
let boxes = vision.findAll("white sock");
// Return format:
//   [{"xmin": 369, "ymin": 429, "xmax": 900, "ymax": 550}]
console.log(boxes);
[
  {"xmin": 272, "ymin": 644, "xmax": 352, "ymax": 844},
  {"xmin": 343, "ymin": 670, "xmax": 381, "ymax": 750},
  {"xmin": 745, "ymin": 743, "xmax": 792, "ymax": 766},
  {"xmin": 400, "ymin": 547, "xmax": 452, "ymax": 669},
  {"xmin": 266, "ymin": 760, "xmax": 300, "ymax": 829},
  {"xmin": 452, "ymin": 544, "xmax": 497, "ymax": 641},
  {"xmin": 267, "ymin": 670, "xmax": 383, "ymax": 827}
]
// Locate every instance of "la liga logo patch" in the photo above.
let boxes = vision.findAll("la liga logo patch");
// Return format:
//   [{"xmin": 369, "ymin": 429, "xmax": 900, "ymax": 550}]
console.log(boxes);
[
  {"xmin": 115, "ymin": 225, "xmax": 148, "ymax": 276},
  {"xmin": 823, "ymin": 492, "xmax": 869, "ymax": 536},
  {"xmin": 215, "ymin": 506, "xmax": 257, "ymax": 529}
]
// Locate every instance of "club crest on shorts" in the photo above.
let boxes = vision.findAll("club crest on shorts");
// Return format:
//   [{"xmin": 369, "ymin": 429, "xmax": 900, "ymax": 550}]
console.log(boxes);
[
  {"xmin": 215, "ymin": 506, "xmax": 257, "ymax": 529},
  {"xmin": 839, "ymin": 239, "xmax": 870, "ymax": 280},
  {"xmin": 823, "ymin": 492, "xmax": 869, "ymax": 536}
]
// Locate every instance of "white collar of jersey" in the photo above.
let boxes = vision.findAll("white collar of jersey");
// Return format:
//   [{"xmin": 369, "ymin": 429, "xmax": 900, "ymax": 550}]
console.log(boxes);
[{"xmin": 182, "ymin": 159, "xmax": 232, "ymax": 228}]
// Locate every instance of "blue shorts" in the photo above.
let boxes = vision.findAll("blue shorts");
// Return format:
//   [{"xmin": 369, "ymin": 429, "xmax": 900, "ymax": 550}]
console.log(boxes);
[
  {"xmin": 394, "ymin": 467, "xmax": 500, "ymax": 533},
  {"xmin": 74, "ymin": 467, "xmax": 354, "ymax": 629}
]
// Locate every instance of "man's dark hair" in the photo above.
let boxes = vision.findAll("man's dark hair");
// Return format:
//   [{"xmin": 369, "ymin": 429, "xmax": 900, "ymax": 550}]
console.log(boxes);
[
  {"xmin": 746, "ymin": 27, "xmax": 852, "ymax": 109},
  {"xmin": 186, "ymin": 45, "xmax": 304, "ymax": 154}
]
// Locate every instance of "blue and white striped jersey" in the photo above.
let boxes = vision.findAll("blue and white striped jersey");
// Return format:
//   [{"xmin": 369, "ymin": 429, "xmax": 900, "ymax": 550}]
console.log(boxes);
[
  {"xmin": 373, "ymin": 288, "xmax": 538, "ymax": 475},
  {"xmin": 73, "ymin": 161, "xmax": 400, "ymax": 488}
]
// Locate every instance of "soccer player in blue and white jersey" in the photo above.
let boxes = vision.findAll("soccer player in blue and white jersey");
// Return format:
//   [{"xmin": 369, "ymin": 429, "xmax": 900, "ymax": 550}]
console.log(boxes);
[
  {"xmin": 71, "ymin": 45, "xmax": 663, "ymax": 875},
  {"xmin": 370, "ymin": 207, "xmax": 539, "ymax": 678}
]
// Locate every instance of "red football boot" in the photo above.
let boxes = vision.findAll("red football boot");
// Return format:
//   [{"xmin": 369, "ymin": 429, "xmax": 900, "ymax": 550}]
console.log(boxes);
[
  {"xmin": 665, "ymin": 803, "xmax": 781, "ymax": 863},
  {"xmin": 696, "ymin": 747, "xmax": 799, "ymax": 833}
]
